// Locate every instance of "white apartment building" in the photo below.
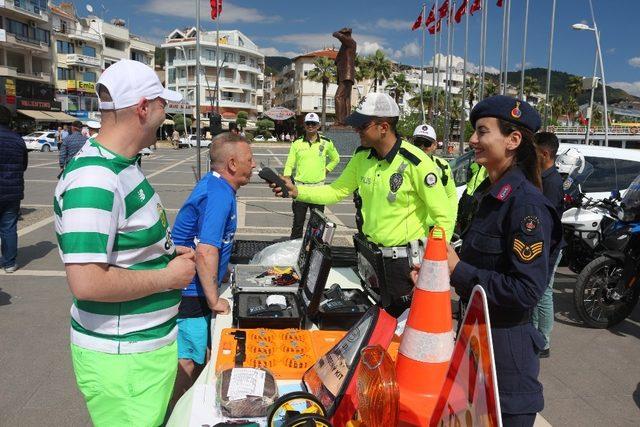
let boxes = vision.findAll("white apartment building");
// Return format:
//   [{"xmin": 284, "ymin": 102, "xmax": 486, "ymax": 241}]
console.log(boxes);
[{"xmin": 162, "ymin": 28, "xmax": 265, "ymax": 123}]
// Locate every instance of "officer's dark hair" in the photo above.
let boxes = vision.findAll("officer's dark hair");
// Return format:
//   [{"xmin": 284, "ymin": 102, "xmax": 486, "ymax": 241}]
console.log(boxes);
[
  {"xmin": 497, "ymin": 119, "xmax": 542, "ymax": 189},
  {"xmin": 533, "ymin": 131, "xmax": 559, "ymax": 160},
  {"xmin": 372, "ymin": 116, "xmax": 398, "ymax": 134},
  {"xmin": 0, "ymin": 105, "xmax": 12, "ymax": 126}
]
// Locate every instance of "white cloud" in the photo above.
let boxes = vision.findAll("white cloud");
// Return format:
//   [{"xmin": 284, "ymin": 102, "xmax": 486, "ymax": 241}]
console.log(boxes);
[
  {"xmin": 138, "ymin": 0, "xmax": 281, "ymax": 23},
  {"xmin": 514, "ymin": 62, "xmax": 532, "ymax": 71},
  {"xmin": 259, "ymin": 47, "xmax": 299, "ymax": 58},
  {"xmin": 359, "ymin": 41, "xmax": 386, "ymax": 56},
  {"xmin": 606, "ymin": 48, "xmax": 616, "ymax": 54},
  {"xmin": 609, "ymin": 81, "xmax": 640, "ymax": 97},
  {"xmin": 427, "ymin": 54, "xmax": 500, "ymax": 75},
  {"xmin": 352, "ymin": 18, "xmax": 412, "ymax": 32},
  {"xmin": 628, "ymin": 57, "xmax": 640, "ymax": 68},
  {"xmin": 271, "ymin": 33, "xmax": 385, "ymax": 53},
  {"xmin": 399, "ymin": 42, "xmax": 420, "ymax": 58}
]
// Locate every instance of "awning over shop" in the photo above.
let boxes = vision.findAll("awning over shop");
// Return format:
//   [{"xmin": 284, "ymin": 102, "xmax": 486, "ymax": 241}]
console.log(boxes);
[
  {"xmin": 44, "ymin": 111, "xmax": 77, "ymax": 122},
  {"xmin": 220, "ymin": 87, "xmax": 244, "ymax": 94},
  {"xmin": 17, "ymin": 109, "xmax": 52, "ymax": 121}
]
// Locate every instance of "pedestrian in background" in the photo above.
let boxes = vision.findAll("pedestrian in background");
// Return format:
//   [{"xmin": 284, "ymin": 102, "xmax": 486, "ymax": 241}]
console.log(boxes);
[
  {"xmin": 283, "ymin": 112, "xmax": 340, "ymax": 239},
  {"xmin": 532, "ymin": 131, "xmax": 565, "ymax": 358},
  {"xmin": 0, "ymin": 105, "xmax": 28, "ymax": 273},
  {"xmin": 58, "ymin": 120, "xmax": 88, "ymax": 171},
  {"xmin": 172, "ymin": 129, "xmax": 180, "ymax": 150},
  {"xmin": 54, "ymin": 59, "xmax": 193, "ymax": 426},
  {"xmin": 55, "ymin": 126, "xmax": 63, "ymax": 150}
]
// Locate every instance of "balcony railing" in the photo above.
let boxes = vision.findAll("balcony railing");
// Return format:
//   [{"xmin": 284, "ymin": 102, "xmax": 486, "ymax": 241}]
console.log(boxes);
[
  {"xmin": 0, "ymin": 65, "xmax": 18, "ymax": 78},
  {"xmin": 17, "ymin": 71, "xmax": 52, "ymax": 83},
  {"xmin": 68, "ymin": 29, "xmax": 102, "ymax": 44},
  {"xmin": 548, "ymin": 125, "xmax": 640, "ymax": 136},
  {"xmin": 5, "ymin": 32, "xmax": 49, "ymax": 51}
]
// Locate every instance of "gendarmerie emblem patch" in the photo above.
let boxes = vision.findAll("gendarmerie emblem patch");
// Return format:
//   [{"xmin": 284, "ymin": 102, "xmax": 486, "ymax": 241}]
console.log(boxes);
[
  {"xmin": 424, "ymin": 172, "xmax": 438, "ymax": 187},
  {"xmin": 512, "ymin": 238, "xmax": 543, "ymax": 263},
  {"xmin": 521, "ymin": 215, "xmax": 539, "ymax": 235}
]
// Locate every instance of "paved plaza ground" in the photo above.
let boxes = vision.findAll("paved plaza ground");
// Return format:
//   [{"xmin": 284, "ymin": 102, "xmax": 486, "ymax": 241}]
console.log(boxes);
[{"xmin": 0, "ymin": 145, "xmax": 638, "ymax": 426}]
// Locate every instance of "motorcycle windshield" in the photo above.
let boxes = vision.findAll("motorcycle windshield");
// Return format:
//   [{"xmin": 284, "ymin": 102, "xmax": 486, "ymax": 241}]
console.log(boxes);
[
  {"xmin": 620, "ymin": 173, "xmax": 640, "ymax": 222},
  {"xmin": 563, "ymin": 161, "xmax": 594, "ymax": 197}
]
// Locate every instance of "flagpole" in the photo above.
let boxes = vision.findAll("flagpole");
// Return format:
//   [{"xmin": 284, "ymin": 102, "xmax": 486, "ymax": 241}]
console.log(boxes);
[
  {"xmin": 499, "ymin": 0, "xmax": 507, "ymax": 94},
  {"xmin": 503, "ymin": 0, "xmax": 512, "ymax": 94},
  {"xmin": 460, "ymin": 0, "xmax": 469, "ymax": 154},
  {"xmin": 435, "ymin": 9, "xmax": 442, "ymax": 121},
  {"xmin": 215, "ymin": 7, "xmax": 220, "ymax": 112},
  {"xmin": 479, "ymin": 0, "xmax": 487, "ymax": 100},
  {"xmin": 519, "ymin": 0, "xmax": 529, "ymax": 100},
  {"xmin": 195, "ymin": 0, "xmax": 202, "ymax": 179},
  {"xmin": 444, "ymin": 1, "xmax": 455, "ymax": 144},
  {"xmin": 420, "ymin": 3, "xmax": 427, "ymax": 122},
  {"xmin": 543, "ymin": 0, "xmax": 556, "ymax": 127},
  {"xmin": 431, "ymin": 0, "xmax": 439, "ymax": 122}
]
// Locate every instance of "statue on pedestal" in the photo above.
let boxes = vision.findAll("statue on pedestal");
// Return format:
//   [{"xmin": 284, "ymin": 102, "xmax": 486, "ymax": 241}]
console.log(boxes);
[{"xmin": 332, "ymin": 28, "xmax": 356, "ymax": 126}]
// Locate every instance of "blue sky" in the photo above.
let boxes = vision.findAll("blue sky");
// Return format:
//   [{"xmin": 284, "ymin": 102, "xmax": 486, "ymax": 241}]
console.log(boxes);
[{"xmin": 80, "ymin": 0, "xmax": 640, "ymax": 96}]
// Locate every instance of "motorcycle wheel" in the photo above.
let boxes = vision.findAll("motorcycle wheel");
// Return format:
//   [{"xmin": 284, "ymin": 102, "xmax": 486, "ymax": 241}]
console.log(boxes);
[{"xmin": 574, "ymin": 256, "xmax": 639, "ymax": 328}]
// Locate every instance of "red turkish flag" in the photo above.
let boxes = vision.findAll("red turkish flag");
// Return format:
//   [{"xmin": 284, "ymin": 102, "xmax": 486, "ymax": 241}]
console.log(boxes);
[
  {"xmin": 496, "ymin": 0, "xmax": 503, "ymax": 7},
  {"xmin": 210, "ymin": 0, "xmax": 223, "ymax": 20},
  {"xmin": 428, "ymin": 20, "xmax": 442, "ymax": 35},
  {"xmin": 425, "ymin": 5, "xmax": 436, "ymax": 27},
  {"xmin": 455, "ymin": 0, "xmax": 468, "ymax": 23},
  {"xmin": 439, "ymin": 0, "xmax": 450, "ymax": 19},
  {"xmin": 470, "ymin": 0, "xmax": 482, "ymax": 15},
  {"xmin": 412, "ymin": 10, "xmax": 423, "ymax": 30}
]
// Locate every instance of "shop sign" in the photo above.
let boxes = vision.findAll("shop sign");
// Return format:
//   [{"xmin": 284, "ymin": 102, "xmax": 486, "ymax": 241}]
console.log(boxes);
[
  {"xmin": 67, "ymin": 80, "xmax": 96, "ymax": 93},
  {"xmin": 17, "ymin": 98, "xmax": 62, "ymax": 111}
]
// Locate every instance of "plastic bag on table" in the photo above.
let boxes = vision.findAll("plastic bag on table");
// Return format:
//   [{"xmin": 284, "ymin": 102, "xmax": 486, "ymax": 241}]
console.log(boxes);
[
  {"xmin": 250, "ymin": 239, "xmax": 302, "ymax": 266},
  {"xmin": 217, "ymin": 367, "xmax": 279, "ymax": 418}
]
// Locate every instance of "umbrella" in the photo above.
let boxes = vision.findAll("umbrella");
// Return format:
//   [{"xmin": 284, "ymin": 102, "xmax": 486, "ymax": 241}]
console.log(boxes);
[{"xmin": 264, "ymin": 107, "xmax": 295, "ymax": 121}]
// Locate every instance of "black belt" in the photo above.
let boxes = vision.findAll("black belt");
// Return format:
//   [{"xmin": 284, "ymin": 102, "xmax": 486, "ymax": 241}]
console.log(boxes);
[{"xmin": 489, "ymin": 309, "xmax": 532, "ymax": 328}]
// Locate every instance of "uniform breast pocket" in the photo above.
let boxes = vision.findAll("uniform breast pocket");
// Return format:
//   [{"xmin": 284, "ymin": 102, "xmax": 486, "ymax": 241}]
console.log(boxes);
[{"xmin": 469, "ymin": 232, "xmax": 505, "ymax": 270}]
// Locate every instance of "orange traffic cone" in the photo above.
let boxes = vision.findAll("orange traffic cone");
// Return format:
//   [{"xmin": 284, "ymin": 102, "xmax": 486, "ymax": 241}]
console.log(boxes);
[{"xmin": 396, "ymin": 226, "xmax": 454, "ymax": 426}]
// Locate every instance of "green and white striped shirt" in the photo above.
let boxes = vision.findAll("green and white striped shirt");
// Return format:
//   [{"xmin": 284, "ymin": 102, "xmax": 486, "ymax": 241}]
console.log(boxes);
[{"xmin": 54, "ymin": 138, "xmax": 179, "ymax": 354}]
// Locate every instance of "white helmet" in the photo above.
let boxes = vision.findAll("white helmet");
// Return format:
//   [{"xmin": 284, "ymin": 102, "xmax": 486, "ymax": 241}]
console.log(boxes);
[
  {"xmin": 413, "ymin": 124, "xmax": 437, "ymax": 142},
  {"xmin": 304, "ymin": 112, "xmax": 320, "ymax": 123},
  {"xmin": 556, "ymin": 147, "xmax": 585, "ymax": 176}
]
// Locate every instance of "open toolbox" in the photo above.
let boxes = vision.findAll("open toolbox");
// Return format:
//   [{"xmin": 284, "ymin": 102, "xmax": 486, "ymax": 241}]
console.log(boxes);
[
  {"xmin": 233, "ymin": 236, "xmax": 373, "ymax": 331},
  {"xmin": 215, "ymin": 328, "xmax": 347, "ymax": 379}
]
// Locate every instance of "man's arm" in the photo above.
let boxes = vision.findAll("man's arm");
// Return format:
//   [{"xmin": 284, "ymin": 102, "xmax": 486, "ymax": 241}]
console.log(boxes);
[
  {"xmin": 325, "ymin": 141, "xmax": 340, "ymax": 173},
  {"xmin": 414, "ymin": 157, "xmax": 455, "ymax": 239},
  {"xmin": 282, "ymin": 143, "xmax": 297, "ymax": 177},
  {"xmin": 295, "ymin": 153, "xmax": 359, "ymax": 205},
  {"xmin": 195, "ymin": 243, "xmax": 227, "ymax": 312},
  {"xmin": 59, "ymin": 138, "xmax": 67, "ymax": 168},
  {"xmin": 65, "ymin": 250, "xmax": 195, "ymax": 302}
]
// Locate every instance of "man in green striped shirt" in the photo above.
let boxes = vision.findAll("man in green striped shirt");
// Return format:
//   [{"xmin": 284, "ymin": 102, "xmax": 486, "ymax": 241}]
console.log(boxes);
[{"xmin": 54, "ymin": 60, "xmax": 195, "ymax": 426}]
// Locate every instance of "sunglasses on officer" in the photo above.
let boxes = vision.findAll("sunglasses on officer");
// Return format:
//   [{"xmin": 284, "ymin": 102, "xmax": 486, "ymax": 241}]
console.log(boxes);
[
  {"xmin": 413, "ymin": 136, "xmax": 435, "ymax": 148},
  {"xmin": 304, "ymin": 121, "xmax": 320, "ymax": 126}
]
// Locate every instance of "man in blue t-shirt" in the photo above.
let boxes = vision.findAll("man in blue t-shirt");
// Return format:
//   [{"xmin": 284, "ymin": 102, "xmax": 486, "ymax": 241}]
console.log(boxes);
[{"xmin": 170, "ymin": 133, "xmax": 255, "ymax": 402}]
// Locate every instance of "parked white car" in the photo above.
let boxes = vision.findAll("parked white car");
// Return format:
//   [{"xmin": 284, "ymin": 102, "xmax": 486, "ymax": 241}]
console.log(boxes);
[
  {"xmin": 253, "ymin": 135, "xmax": 277, "ymax": 142},
  {"xmin": 23, "ymin": 131, "xmax": 58, "ymax": 152},
  {"xmin": 450, "ymin": 142, "xmax": 640, "ymax": 200},
  {"xmin": 179, "ymin": 134, "xmax": 212, "ymax": 148}
]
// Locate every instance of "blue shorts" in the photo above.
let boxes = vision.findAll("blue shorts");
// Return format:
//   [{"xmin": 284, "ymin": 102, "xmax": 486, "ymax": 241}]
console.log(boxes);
[{"xmin": 177, "ymin": 315, "xmax": 212, "ymax": 365}]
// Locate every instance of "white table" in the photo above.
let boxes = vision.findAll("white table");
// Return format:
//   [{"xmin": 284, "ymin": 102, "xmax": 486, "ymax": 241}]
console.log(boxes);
[{"xmin": 167, "ymin": 267, "xmax": 362, "ymax": 427}]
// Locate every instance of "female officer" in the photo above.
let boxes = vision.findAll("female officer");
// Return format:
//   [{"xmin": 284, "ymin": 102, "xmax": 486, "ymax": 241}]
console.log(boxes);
[{"xmin": 447, "ymin": 96, "xmax": 563, "ymax": 426}]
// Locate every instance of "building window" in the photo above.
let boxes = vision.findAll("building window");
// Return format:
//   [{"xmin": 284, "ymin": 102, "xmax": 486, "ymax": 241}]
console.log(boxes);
[
  {"xmin": 250, "ymin": 58, "xmax": 255, "ymax": 67},
  {"xmin": 204, "ymin": 49, "xmax": 216, "ymax": 61},
  {"xmin": 188, "ymin": 49, "xmax": 196, "ymax": 60},
  {"xmin": 239, "ymin": 55, "xmax": 246, "ymax": 64},
  {"xmin": 168, "ymin": 68, "xmax": 176, "ymax": 84},
  {"xmin": 83, "ymin": 71, "xmax": 97, "ymax": 82},
  {"xmin": 224, "ymin": 52, "xmax": 234, "ymax": 63},
  {"xmin": 82, "ymin": 46, "xmax": 96, "ymax": 57},
  {"xmin": 105, "ymin": 38, "xmax": 124, "ymax": 50},
  {"xmin": 57, "ymin": 67, "xmax": 75, "ymax": 80},
  {"xmin": 131, "ymin": 50, "xmax": 150, "ymax": 65},
  {"xmin": 238, "ymin": 37, "xmax": 244, "ymax": 47},
  {"xmin": 57, "ymin": 40, "xmax": 74, "ymax": 54},
  {"xmin": 316, "ymin": 97, "xmax": 335, "ymax": 108}
]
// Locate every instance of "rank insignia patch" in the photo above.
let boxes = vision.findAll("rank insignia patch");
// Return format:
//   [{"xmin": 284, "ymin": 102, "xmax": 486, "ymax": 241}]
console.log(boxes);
[
  {"xmin": 425, "ymin": 172, "xmax": 438, "ymax": 187},
  {"xmin": 512, "ymin": 238, "xmax": 543, "ymax": 263}
]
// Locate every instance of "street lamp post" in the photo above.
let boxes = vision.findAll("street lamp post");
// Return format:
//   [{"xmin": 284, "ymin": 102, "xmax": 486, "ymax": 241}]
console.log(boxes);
[
  {"xmin": 572, "ymin": 15, "xmax": 609, "ymax": 146},
  {"xmin": 584, "ymin": 48, "xmax": 599, "ymax": 145}
]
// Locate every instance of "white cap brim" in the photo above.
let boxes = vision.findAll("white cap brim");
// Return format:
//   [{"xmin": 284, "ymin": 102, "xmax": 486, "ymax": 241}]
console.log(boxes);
[{"xmin": 161, "ymin": 88, "xmax": 182, "ymax": 102}]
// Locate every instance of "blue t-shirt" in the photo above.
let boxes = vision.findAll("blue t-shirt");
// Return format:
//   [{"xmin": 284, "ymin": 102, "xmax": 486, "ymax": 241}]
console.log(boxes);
[{"xmin": 172, "ymin": 171, "xmax": 237, "ymax": 297}]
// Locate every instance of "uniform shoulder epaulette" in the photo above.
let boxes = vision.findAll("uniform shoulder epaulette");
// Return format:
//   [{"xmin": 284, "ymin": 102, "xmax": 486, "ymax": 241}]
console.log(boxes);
[
  {"xmin": 354, "ymin": 146, "xmax": 370, "ymax": 155},
  {"xmin": 398, "ymin": 147, "xmax": 422, "ymax": 166},
  {"xmin": 318, "ymin": 134, "xmax": 332, "ymax": 142},
  {"xmin": 434, "ymin": 157, "xmax": 449, "ymax": 170}
]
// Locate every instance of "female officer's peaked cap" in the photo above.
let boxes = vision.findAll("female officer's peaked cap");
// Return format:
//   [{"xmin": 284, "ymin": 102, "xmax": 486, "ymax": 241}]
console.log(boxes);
[{"xmin": 470, "ymin": 95, "xmax": 541, "ymax": 133}]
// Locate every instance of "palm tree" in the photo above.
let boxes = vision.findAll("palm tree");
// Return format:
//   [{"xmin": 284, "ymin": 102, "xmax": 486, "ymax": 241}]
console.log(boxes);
[
  {"xmin": 565, "ymin": 96, "xmax": 579, "ymax": 124},
  {"xmin": 523, "ymin": 76, "xmax": 540, "ymax": 100},
  {"xmin": 567, "ymin": 76, "xmax": 583, "ymax": 100},
  {"xmin": 368, "ymin": 49, "xmax": 392, "ymax": 92},
  {"xmin": 355, "ymin": 54, "xmax": 373, "ymax": 83},
  {"xmin": 484, "ymin": 79, "xmax": 499, "ymax": 97},
  {"xmin": 465, "ymin": 76, "xmax": 479, "ymax": 109},
  {"xmin": 307, "ymin": 56, "xmax": 336, "ymax": 130},
  {"xmin": 385, "ymin": 73, "xmax": 413, "ymax": 108},
  {"xmin": 409, "ymin": 87, "xmax": 445, "ymax": 118},
  {"xmin": 550, "ymin": 96, "xmax": 566, "ymax": 123}
]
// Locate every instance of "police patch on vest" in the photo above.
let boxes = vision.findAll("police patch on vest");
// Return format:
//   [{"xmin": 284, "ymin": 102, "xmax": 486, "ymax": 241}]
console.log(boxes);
[
  {"xmin": 512, "ymin": 237, "xmax": 543, "ymax": 263},
  {"xmin": 389, "ymin": 172, "xmax": 403, "ymax": 193},
  {"xmin": 563, "ymin": 177, "xmax": 573, "ymax": 191},
  {"xmin": 424, "ymin": 172, "xmax": 438, "ymax": 187},
  {"xmin": 521, "ymin": 215, "xmax": 539, "ymax": 235}
]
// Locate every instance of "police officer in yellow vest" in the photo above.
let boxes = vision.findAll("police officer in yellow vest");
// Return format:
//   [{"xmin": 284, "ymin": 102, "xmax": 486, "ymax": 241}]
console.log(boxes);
[
  {"xmin": 272, "ymin": 93, "xmax": 454, "ymax": 317},
  {"xmin": 412, "ymin": 124, "xmax": 457, "ymax": 219},
  {"xmin": 283, "ymin": 112, "xmax": 340, "ymax": 239}
]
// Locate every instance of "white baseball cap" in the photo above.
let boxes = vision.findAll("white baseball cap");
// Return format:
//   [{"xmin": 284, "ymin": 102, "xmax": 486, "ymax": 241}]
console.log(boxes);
[
  {"xmin": 304, "ymin": 112, "xmax": 320, "ymax": 123},
  {"xmin": 86, "ymin": 120, "xmax": 101, "ymax": 129},
  {"xmin": 345, "ymin": 93, "xmax": 400, "ymax": 128},
  {"xmin": 96, "ymin": 59, "xmax": 182, "ymax": 110},
  {"xmin": 413, "ymin": 124, "xmax": 437, "ymax": 142}
]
